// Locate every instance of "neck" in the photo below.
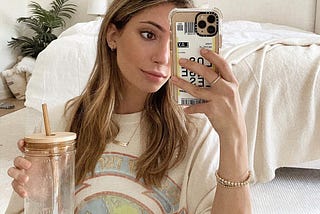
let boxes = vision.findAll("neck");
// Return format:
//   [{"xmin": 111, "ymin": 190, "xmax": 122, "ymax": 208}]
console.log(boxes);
[
  {"xmin": 115, "ymin": 86, "xmax": 148, "ymax": 114},
  {"xmin": 116, "ymin": 98, "xmax": 146, "ymax": 114}
]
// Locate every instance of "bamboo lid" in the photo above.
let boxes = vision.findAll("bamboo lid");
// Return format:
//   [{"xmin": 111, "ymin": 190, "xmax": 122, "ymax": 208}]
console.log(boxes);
[{"xmin": 24, "ymin": 132, "xmax": 76, "ymax": 144}]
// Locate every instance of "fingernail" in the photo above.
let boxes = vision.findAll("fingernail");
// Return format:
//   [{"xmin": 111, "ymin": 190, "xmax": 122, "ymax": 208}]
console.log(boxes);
[
  {"xmin": 201, "ymin": 48, "xmax": 209, "ymax": 54},
  {"xmin": 179, "ymin": 58, "xmax": 188, "ymax": 64},
  {"xmin": 21, "ymin": 190, "xmax": 28, "ymax": 198},
  {"xmin": 171, "ymin": 76, "xmax": 178, "ymax": 82}
]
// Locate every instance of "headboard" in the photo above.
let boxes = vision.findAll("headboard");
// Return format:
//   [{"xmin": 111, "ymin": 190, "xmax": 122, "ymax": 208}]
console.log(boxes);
[{"xmin": 211, "ymin": 0, "xmax": 320, "ymax": 34}]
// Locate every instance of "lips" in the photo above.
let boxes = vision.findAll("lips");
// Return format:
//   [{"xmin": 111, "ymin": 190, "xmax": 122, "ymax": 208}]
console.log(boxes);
[{"xmin": 142, "ymin": 70, "xmax": 168, "ymax": 79}]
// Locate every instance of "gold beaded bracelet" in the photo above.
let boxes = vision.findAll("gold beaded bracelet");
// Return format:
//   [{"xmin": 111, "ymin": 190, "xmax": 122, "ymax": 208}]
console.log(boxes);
[{"xmin": 215, "ymin": 171, "xmax": 251, "ymax": 188}]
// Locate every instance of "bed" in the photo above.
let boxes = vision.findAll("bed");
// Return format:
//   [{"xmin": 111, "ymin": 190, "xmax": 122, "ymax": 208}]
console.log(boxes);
[{"xmin": 1, "ymin": 0, "xmax": 320, "ymax": 212}]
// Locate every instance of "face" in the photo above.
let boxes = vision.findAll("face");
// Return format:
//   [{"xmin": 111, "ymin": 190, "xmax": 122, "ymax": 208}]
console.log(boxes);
[{"xmin": 108, "ymin": 3, "xmax": 174, "ymax": 98}]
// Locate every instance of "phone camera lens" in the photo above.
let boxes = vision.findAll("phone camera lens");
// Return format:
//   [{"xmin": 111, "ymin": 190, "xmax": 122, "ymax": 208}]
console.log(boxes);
[
  {"xmin": 198, "ymin": 20, "xmax": 206, "ymax": 29},
  {"xmin": 207, "ymin": 15, "xmax": 216, "ymax": 23},
  {"xmin": 207, "ymin": 26, "xmax": 216, "ymax": 34}
]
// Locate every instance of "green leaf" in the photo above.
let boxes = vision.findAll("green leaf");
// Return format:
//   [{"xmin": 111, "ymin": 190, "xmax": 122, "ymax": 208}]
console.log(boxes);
[{"xmin": 8, "ymin": 0, "xmax": 77, "ymax": 58}]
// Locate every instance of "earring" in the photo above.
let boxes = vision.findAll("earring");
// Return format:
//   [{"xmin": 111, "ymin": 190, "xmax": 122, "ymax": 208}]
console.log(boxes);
[
  {"xmin": 109, "ymin": 45, "xmax": 116, "ymax": 51},
  {"xmin": 108, "ymin": 41, "xmax": 116, "ymax": 51}
]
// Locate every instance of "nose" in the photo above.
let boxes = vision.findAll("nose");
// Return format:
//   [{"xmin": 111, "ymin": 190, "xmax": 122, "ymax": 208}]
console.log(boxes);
[{"xmin": 152, "ymin": 40, "xmax": 170, "ymax": 65}]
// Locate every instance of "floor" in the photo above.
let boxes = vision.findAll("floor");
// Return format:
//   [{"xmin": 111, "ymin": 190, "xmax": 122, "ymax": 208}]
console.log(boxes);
[
  {"xmin": 250, "ymin": 167, "xmax": 320, "ymax": 214},
  {"xmin": 0, "ymin": 98, "xmax": 25, "ymax": 117}
]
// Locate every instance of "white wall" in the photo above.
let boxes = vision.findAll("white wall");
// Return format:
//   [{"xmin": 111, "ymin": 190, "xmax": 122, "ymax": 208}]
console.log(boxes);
[
  {"xmin": 0, "ymin": 0, "xmax": 95, "ymax": 99},
  {"xmin": 33, "ymin": 0, "xmax": 96, "ymax": 30},
  {"xmin": 0, "ymin": 0, "xmax": 28, "ymax": 98},
  {"xmin": 215, "ymin": 0, "xmax": 317, "ymax": 32},
  {"xmin": 316, "ymin": 0, "xmax": 320, "ymax": 34}
]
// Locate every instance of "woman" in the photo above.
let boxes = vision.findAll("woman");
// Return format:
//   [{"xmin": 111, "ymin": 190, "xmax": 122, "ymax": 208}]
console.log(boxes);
[{"xmin": 7, "ymin": 0, "xmax": 251, "ymax": 213}]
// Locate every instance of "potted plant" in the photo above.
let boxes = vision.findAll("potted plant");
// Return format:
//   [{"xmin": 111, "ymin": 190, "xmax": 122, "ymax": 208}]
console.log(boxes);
[
  {"xmin": 3, "ymin": 0, "xmax": 77, "ymax": 100},
  {"xmin": 8, "ymin": 0, "xmax": 77, "ymax": 58}
]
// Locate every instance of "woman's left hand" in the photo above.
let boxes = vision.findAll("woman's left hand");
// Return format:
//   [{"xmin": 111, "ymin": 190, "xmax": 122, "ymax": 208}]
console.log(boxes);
[{"xmin": 170, "ymin": 48, "xmax": 246, "ymax": 141}]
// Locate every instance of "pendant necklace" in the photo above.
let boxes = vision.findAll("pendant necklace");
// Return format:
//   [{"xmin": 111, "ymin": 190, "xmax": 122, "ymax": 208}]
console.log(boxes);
[{"xmin": 113, "ymin": 123, "xmax": 140, "ymax": 147}]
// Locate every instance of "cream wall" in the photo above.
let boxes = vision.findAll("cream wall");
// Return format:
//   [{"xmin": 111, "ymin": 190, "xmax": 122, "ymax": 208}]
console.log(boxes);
[
  {"xmin": 316, "ymin": 0, "xmax": 320, "ymax": 33},
  {"xmin": 0, "ymin": 0, "xmax": 95, "ymax": 99},
  {"xmin": 0, "ymin": 0, "xmax": 28, "ymax": 98},
  {"xmin": 214, "ymin": 0, "xmax": 317, "ymax": 33}
]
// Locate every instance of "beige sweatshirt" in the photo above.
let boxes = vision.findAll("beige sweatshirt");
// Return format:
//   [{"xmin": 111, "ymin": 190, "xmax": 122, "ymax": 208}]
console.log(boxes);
[{"xmin": 6, "ymin": 112, "xmax": 219, "ymax": 214}]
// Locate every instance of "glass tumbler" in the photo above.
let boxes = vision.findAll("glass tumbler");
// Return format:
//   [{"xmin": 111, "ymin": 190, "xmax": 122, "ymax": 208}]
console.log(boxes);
[{"xmin": 24, "ymin": 132, "xmax": 76, "ymax": 214}]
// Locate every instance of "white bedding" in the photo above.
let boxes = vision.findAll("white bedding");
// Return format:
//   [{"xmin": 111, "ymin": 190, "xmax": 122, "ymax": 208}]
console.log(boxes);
[
  {"xmin": 222, "ymin": 38, "xmax": 320, "ymax": 182},
  {"xmin": 222, "ymin": 21, "xmax": 318, "ymax": 48},
  {"xmin": 1, "ymin": 20, "xmax": 320, "ymax": 212}
]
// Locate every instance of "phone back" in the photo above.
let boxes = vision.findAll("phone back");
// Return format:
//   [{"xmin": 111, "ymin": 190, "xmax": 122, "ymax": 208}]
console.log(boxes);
[{"xmin": 170, "ymin": 8, "xmax": 222, "ymax": 105}]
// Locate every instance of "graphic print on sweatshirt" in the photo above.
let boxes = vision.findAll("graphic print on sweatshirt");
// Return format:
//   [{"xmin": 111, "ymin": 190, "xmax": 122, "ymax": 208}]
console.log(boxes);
[{"xmin": 75, "ymin": 152, "xmax": 182, "ymax": 214}]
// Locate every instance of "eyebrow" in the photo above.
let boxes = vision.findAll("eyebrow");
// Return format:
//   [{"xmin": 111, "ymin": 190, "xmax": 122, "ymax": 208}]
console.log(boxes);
[{"xmin": 139, "ymin": 21, "xmax": 165, "ymax": 32}]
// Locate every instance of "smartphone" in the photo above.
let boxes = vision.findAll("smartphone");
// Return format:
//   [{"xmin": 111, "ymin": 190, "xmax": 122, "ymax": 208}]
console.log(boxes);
[{"xmin": 170, "ymin": 8, "xmax": 222, "ymax": 105}]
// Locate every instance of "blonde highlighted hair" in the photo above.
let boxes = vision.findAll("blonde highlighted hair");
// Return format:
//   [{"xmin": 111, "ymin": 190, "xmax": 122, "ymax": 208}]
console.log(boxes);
[{"xmin": 65, "ymin": 0, "xmax": 195, "ymax": 187}]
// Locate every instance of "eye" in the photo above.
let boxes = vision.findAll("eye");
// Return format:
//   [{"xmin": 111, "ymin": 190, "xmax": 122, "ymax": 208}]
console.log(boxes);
[{"xmin": 141, "ymin": 31, "xmax": 156, "ymax": 40}]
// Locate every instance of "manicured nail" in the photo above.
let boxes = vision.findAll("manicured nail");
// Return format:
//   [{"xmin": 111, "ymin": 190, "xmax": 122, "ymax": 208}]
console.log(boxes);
[
  {"xmin": 179, "ymin": 58, "xmax": 188, "ymax": 64},
  {"xmin": 171, "ymin": 76, "xmax": 178, "ymax": 82},
  {"xmin": 201, "ymin": 48, "xmax": 209, "ymax": 54}
]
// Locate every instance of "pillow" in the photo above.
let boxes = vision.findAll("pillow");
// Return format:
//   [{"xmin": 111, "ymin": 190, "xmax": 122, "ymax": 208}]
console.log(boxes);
[
  {"xmin": 2, "ymin": 56, "xmax": 34, "ymax": 100},
  {"xmin": 25, "ymin": 20, "xmax": 101, "ymax": 112},
  {"xmin": 2, "ymin": 68, "xmax": 27, "ymax": 100}
]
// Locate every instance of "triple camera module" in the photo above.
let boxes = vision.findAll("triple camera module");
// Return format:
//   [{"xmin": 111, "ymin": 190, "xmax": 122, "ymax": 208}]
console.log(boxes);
[{"xmin": 195, "ymin": 12, "xmax": 219, "ymax": 37}]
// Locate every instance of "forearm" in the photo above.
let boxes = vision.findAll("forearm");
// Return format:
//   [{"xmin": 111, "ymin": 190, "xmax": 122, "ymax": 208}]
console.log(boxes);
[{"xmin": 211, "ymin": 136, "xmax": 252, "ymax": 214}]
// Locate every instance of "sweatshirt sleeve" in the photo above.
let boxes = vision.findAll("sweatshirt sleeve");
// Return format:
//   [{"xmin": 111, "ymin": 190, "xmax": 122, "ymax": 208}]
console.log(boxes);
[
  {"xmin": 179, "ymin": 114, "xmax": 220, "ymax": 214},
  {"xmin": 5, "ymin": 191, "xmax": 24, "ymax": 214}
]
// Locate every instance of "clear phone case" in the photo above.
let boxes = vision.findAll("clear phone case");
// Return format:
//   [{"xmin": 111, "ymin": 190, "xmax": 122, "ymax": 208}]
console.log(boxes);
[{"xmin": 170, "ymin": 8, "xmax": 222, "ymax": 105}]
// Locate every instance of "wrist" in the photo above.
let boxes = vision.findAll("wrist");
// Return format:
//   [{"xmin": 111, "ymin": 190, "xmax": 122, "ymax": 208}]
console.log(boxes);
[
  {"xmin": 218, "ymin": 137, "xmax": 249, "ymax": 180},
  {"xmin": 215, "ymin": 170, "xmax": 251, "ymax": 188},
  {"xmin": 218, "ymin": 127, "xmax": 247, "ymax": 146}
]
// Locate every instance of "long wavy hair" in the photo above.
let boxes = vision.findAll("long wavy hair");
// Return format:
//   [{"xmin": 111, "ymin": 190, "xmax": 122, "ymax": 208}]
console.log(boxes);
[{"xmin": 65, "ymin": 0, "xmax": 195, "ymax": 187}]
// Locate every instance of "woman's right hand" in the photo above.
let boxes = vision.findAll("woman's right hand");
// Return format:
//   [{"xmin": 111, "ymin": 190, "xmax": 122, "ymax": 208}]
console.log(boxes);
[{"xmin": 7, "ymin": 139, "xmax": 31, "ymax": 198}]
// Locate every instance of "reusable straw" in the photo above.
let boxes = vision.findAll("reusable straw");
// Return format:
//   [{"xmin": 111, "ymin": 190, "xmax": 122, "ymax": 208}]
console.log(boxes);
[
  {"xmin": 41, "ymin": 103, "xmax": 51, "ymax": 136},
  {"xmin": 41, "ymin": 103, "xmax": 59, "ymax": 213}
]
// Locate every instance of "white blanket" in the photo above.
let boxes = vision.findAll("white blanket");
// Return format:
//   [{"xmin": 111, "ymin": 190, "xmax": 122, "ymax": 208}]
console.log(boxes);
[{"xmin": 222, "ymin": 38, "xmax": 320, "ymax": 182}]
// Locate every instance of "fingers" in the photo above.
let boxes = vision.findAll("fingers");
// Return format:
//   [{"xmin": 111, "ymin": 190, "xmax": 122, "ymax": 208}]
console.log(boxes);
[
  {"xmin": 12, "ymin": 180, "xmax": 28, "ymax": 198},
  {"xmin": 17, "ymin": 139, "xmax": 26, "ymax": 153},
  {"xmin": 171, "ymin": 76, "xmax": 214, "ymax": 101},
  {"xmin": 7, "ymin": 167, "xmax": 28, "ymax": 182},
  {"xmin": 178, "ymin": 57, "xmax": 220, "ymax": 86},
  {"xmin": 172, "ymin": 49, "xmax": 245, "ymax": 138},
  {"xmin": 200, "ymin": 49, "xmax": 237, "ymax": 83},
  {"xmin": 7, "ymin": 166, "xmax": 29, "ymax": 198},
  {"xmin": 184, "ymin": 101, "xmax": 212, "ymax": 115},
  {"xmin": 179, "ymin": 49, "xmax": 237, "ymax": 84},
  {"xmin": 7, "ymin": 156, "xmax": 31, "ymax": 198},
  {"xmin": 8, "ymin": 156, "xmax": 31, "ymax": 181},
  {"xmin": 14, "ymin": 156, "xmax": 31, "ymax": 169}
]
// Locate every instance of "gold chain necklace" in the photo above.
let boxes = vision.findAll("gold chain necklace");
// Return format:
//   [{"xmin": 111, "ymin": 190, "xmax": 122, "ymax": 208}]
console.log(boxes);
[{"xmin": 113, "ymin": 123, "xmax": 140, "ymax": 147}]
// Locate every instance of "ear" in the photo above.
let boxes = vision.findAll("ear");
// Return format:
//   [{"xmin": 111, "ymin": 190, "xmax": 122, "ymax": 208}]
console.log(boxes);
[{"xmin": 106, "ymin": 24, "xmax": 120, "ymax": 50}]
